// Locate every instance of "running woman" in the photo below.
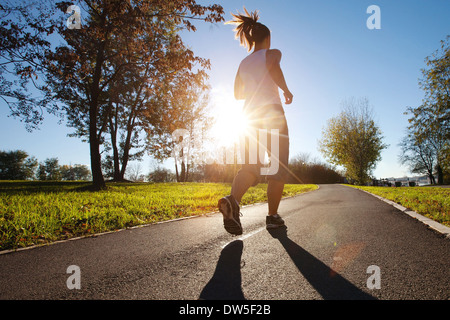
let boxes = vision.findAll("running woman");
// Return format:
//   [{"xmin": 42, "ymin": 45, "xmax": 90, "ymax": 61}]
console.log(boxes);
[{"xmin": 219, "ymin": 8, "xmax": 293, "ymax": 235}]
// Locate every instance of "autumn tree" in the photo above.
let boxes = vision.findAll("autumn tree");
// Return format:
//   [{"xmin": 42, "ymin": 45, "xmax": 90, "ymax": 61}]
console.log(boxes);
[
  {"xmin": 319, "ymin": 98, "xmax": 388, "ymax": 185},
  {"xmin": 48, "ymin": 1, "xmax": 223, "ymax": 189},
  {"xmin": 1, "ymin": 0, "xmax": 224, "ymax": 190},
  {"xmin": 0, "ymin": 1, "xmax": 57, "ymax": 131},
  {"xmin": 146, "ymin": 65, "xmax": 211, "ymax": 182},
  {"xmin": 101, "ymin": 18, "xmax": 211, "ymax": 182}
]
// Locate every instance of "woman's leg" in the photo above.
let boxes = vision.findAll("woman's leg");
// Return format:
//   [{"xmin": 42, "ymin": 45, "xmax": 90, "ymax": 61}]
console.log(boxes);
[
  {"xmin": 267, "ymin": 178, "xmax": 284, "ymax": 215},
  {"xmin": 231, "ymin": 170, "xmax": 257, "ymax": 203}
]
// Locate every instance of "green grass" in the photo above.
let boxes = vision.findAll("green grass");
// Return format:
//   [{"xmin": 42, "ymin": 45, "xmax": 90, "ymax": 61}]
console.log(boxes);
[
  {"xmin": 347, "ymin": 185, "xmax": 450, "ymax": 228},
  {"xmin": 0, "ymin": 181, "xmax": 318, "ymax": 251}
]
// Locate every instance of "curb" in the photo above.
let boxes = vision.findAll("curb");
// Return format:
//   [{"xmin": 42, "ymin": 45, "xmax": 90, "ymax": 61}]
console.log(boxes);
[
  {"xmin": 0, "ymin": 214, "xmax": 205, "ymax": 256},
  {"xmin": 351, "ymin": 186, "xmax": 450, "ymax": 239}
]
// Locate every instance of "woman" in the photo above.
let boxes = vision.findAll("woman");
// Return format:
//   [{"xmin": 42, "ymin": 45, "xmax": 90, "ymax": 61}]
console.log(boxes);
[{"xmin": 218, "ymin": 8, "xmax": 293, "ymax": 235}]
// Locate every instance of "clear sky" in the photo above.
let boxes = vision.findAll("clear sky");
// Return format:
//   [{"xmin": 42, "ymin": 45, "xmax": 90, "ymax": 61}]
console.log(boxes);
[{"xmin": 1, "ymin": 0, "xmax": 450, "ymax": 179}]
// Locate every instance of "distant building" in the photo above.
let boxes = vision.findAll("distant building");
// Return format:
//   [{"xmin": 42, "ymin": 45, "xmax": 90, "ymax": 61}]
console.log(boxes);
[{"xmin": 372, "ymin": 175, "xmax": 437, "ymax": 187}]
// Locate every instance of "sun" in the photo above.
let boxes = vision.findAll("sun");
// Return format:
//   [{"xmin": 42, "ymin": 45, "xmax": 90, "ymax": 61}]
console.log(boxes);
[{"xmin": 209, "ymin": 86, "xmax": 248, "ymax": 147}]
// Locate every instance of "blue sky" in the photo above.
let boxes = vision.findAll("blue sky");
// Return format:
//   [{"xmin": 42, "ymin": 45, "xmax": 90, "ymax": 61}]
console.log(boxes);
[{"xmin": 1, "ymin": 0, "xmax": 449, "ymax": 179}]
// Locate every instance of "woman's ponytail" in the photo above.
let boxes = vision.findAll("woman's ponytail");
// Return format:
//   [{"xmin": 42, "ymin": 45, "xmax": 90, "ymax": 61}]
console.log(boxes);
[{"xmin": 226, "ymin": 7, "xmax": 270, "ymax": 52}]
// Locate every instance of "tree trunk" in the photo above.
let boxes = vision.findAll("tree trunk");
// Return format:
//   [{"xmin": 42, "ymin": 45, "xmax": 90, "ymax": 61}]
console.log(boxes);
[
  {"xmin": 89, "ymin": 102, "xmax": 106, "ymax": 190},
  {"xmin": 428, "ymin": 168, "xmax": 436, "ymax": 185},
  {"xmin": 175, "ymin": 160, "xmax": 180, "ymax": 182},
  {"xmin": 109, "ymin": 103, "xmax": 121, "ymax": 181},
  {"xmin": 180, "ymin": 160, "xmax": 186, "ymax": 182},
  {"xmin": 119, "ymin": 113, "xmax": 136, "ymax": 181},
  {"xmin": 88, "ymin": 41, "xmax": 107, "ymax": 190},
  {"xmin": 436, "ymin": 163, "xmax": 443, "ymax": 185}
]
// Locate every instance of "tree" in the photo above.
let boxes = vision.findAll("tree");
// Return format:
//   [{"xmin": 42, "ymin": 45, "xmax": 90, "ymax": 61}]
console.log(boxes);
[
  {"xmin": 101, "ymin": 17, "xmax": 210, "ymax": 182},
  {"xmin": 404, "ymin": 36, "xmax": 450, "ymax": 184},
  {"xmin": 146, "ymin": 69, "xmax": 212, "ymax": 182},
  {"xmin": 60, "ymin": 164, "xmax": 76, "ymax": 181},
  {"xmin": 1, "ymin": 0, "xmax": 224, "ymax": 190},
  {"xmin": 37, "ymin": 163, "xmax": 47, "ymax": 181},
  {"xmin": 38, "ymin": 157, "xmax": 61, "ymax": 181},
  {"xmin": 0, "ymin": 1, "xmax": 57, "ymax": 131},
  {"xmin": 170, "ymin": 84, "xmax": 211, "ymax": 183},
  {"xmin": 60, "ymin": 164, "xmax": 91, "ymax": 181},
  {"xmin": 125, "ymin": 162, "xmax": 144, "ymax": 182},
  {"xmin": 0, "ymin": 150, "xmax": 37, "ymax": 180},
  {"xmin": 399, "ymin": 131, "xmax": 437, "ymax": 184},
  {"xmin": 147, "ymin": 165, "xmax": 175, "ymax": 183},
  {"xmin": 319, "ymin": 98, "xmax": 388, "ymax": 185}
]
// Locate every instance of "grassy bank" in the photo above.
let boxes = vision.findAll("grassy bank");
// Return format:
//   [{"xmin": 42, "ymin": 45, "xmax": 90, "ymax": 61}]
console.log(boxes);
[
  {"xmin": 348, "ymin": 185, "xmax": 450, "ymax": 228},
  {"xmin": 0, "ymin": 181, "xmax": 318, "ymax": 250}
]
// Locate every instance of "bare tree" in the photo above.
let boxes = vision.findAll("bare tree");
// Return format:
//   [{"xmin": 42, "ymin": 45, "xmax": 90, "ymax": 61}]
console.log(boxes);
[{"xmin": 125, "ymin": 162, "xmax": 144, "ymax": 182}]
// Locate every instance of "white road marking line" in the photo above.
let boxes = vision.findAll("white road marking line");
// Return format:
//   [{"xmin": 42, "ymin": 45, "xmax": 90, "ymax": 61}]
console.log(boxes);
[{"xmin": 221, "ymin": 226, "xmax": 266, "ymax": 249}]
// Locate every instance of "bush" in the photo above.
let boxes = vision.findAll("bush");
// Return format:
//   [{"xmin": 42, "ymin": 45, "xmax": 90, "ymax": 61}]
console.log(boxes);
[
  {"xmin": 147, "ymin": 167, "xmax": 175, "ymax": 183},
  {"xmin": 288, "ymin": 153, "xmax": 345, "ymax": 184}
]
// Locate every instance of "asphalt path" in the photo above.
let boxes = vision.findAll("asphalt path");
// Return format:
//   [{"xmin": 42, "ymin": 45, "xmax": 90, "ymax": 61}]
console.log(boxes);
[{"xmin": 0, "ymin": 184, "xmax": 449, "ymax": 301}]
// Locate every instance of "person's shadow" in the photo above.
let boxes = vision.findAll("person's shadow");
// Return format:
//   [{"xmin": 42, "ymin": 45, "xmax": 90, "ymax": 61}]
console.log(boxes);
[
  {"xmin": 268, "ymin": 226, "xmax": 376, "ymax": 300},
  {"xmin": 199, "ymin": 227, "xmax": 375, "ymax": 300},
  {"xmin": 199, "ymin": 240, "xmax": 246, "ymax": 300}
]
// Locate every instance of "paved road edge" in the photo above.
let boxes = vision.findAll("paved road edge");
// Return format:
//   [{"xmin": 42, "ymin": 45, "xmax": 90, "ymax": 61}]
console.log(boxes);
[{"xmin": 343, "ymin": 184, "xmax": 450, "ymax": 239}]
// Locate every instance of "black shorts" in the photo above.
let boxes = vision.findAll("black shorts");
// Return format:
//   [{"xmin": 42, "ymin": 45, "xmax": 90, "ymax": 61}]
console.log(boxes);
[{"xmin": 238, "ymin": 104, "xmax": 289, "ymax": 185}]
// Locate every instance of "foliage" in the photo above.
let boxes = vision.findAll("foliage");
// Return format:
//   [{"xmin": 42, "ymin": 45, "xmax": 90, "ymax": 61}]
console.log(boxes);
[
  {"xmin": 38, "ymin": 157, "xmax": 61, "ymax": 180},
  {"xmin": 0, "ymin": 0, "xmax": 224, "ymax": 190},
  {"xmin": 60, "ymin": 164, "xmax": 91, "ymax": 181},
  {"xmin": 145, "ymin": 67, "xmax": 212, "ymax": 182},
  {"xmin": 0, "ymin": 149, "xmax": 90, "ymax": 181},
  {"xmin": 0, "ymin": 181, "xmax": 317, "ymax": 250},
  {"xmin": 147, "ymin": 166, "xmax": 176, "ymax": 183},
  {"xmin": 399, "ymin": 129, "xmax": 437, "ymax": 184},
  {"xmin": 288, "ymin": 153, "xmax": 345, "ymax": 184},
  {"xmin": 319, "ymin": 97, "xmax": 388, "ymax": 185},
  {"xmin": 0, "ymin": 0, "xmax": 57, "ymax": 131},
  {"xmin": 37, "ymin": 161, "xmax": 91, "ymax": 181},
  {"xmin": 0, "ymin": 150, "xmax": 37, "ymax": 180},
  {"xmin": 403, "ymin": 36, "xmax": 450, "ymax": 184}
]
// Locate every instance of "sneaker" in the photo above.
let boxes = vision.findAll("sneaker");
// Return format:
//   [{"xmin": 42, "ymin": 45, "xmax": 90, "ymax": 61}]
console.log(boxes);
[
  {"xmin": 218, "ymin": 195, "xmax": 243, "ymax": 235},
  {"xmin": 266, "ymin": 214, "xmax": 285, "ymax": 229}
]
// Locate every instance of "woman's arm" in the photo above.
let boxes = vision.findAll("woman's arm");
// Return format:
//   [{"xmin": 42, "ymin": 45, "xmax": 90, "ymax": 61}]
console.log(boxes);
[
  {"xmin": 266, "ymin": 49, "xmax": 293, "ymax": 105},
  {"xmin": 234, "ymin": 70, "xmax": 245, "ymax": 100}
]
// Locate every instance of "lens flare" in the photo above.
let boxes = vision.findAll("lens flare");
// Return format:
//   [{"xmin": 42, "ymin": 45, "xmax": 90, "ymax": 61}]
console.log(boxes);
[{"xmin": 209, "ymin": 86, "xmax": 248, "ymax": 147}]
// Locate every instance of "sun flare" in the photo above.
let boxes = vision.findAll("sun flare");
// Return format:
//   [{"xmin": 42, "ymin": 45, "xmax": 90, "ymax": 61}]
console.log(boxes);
[{"xmin": 209, "ymin": 86, "xmax": 248, "ymax": 147}]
